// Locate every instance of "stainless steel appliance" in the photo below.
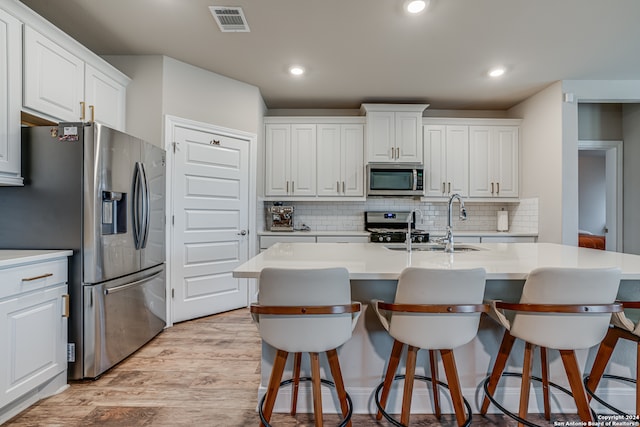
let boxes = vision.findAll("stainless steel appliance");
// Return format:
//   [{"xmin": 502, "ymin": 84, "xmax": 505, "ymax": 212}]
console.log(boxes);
[
  {"xmin": 0, "ymin": 122, "xmax": 166, "ymax": 379},
  {"xmin": 365, "ymin": 211, "xmax": 429, "ymax": 243},
  {"xmin": 367, "ymin": 163, "xmax": 424, "ymax": 197},
  {"xmin": 266, "ymin": 204, "xmax": 294, "ymax": 231}
]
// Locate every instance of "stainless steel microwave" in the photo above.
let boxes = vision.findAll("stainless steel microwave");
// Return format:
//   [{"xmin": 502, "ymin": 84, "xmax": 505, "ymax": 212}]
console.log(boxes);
[{"xmin": 367, "ymin": 163, "xmax": 424, "ymax": 197}]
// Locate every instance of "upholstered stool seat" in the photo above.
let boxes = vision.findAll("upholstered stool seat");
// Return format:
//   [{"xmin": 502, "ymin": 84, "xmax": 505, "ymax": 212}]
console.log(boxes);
[
  {"xmin": 372, "ymin": 267, "xmax": 487, "ymax": 427},
  {"xmin": 250, "ymin": 267, "xmax": 362, "ymax": 427},
  {"xmin": 481, "ymin": 267, "xmax": 622, "ymax": 426},
  {"xmin": 585, "ymin": 301, "xmax": 640, "ymax": 416}
]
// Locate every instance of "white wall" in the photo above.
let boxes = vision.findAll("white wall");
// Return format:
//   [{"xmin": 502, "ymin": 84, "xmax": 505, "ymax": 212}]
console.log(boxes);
[
  {"xmin": 162, "ymin": 57, "xmax": 265, "ymax": 136},
  {"xmin": 103, "ymin": 55, "xmax": 164, "ymax": 146},
  {"xmin": 508, "ymin": 82, "xmax": 564, "ymax": 243},
  {"xmin": 578, "ymin": 152, "xmax": 606, "ymax": 234}
]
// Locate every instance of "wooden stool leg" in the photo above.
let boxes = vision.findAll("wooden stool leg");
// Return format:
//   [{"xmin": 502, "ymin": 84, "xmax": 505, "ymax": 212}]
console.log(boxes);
[
  {"xmin": 540, "ymin": 347, "xmax": 551, "ymax": 420},
  {"xmin": 518, "ymin": 342, "xmax": 534, "ymax": 427},
  {"xmin": 401, "ymin": 345, "xmax": 419, "ymax": 426},
  {"xmin": 327, "ymin": 349, "xmax": 351, "ymax": 427},
  {"xmin": 481, "ymin": 330, "xmax": 517, "ymax": 414},
  {"xmin": 310, "ymin": 352, "xmax": 323, "ymax": 427},
  {"xmin": 261, "ymin": 349, "xmax": 288, "ymax": 427},
  {"xmin": 290, "ymin": 352, "xmax": 302, "ymax": 416},
  {"xmin": 559, "ymin": 349, "xmax": 594, "ymax": 422},
  {"xmin": 441, "ymin": 349, "xmax": 467, "ymax": 427},
  {"xmin": 376, "ymin": 339, "xmax": 404, "ymax": 420},
  {"xmin": 429, "ymin": 350, "xmax": 441, "ymax": 418},
  {"xmin": 586, "ymin": 327, "xmax": 620, "ymax": 399}
]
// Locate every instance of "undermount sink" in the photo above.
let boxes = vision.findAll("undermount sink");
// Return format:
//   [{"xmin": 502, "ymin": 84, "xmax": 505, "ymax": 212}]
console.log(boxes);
[{"xmin": 385, "ymin": 244, "xmax": 482, "ymax": 252}]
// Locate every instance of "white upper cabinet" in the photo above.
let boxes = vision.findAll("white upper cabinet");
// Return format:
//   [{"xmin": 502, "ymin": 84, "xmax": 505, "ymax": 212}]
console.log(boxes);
[
  {"xmin": 469, "ymin": 125, "xmax": 519, "ymax": 198},
  {"xmin": 84, "ymin": 63, "xmax": 127, "ymax": 130},
  {"xmin": 317, "ymin": 124, "xmax": 364, "ymax": 197},
  {"xmin": 22, "ymin": 24, "xmax": 129, "ymax": 131},
  {"xmin": 362, "ymin": 104, "xmax": 428, "ymax": 163},
  {"xmin": 0, "ymin": 8, "xmax": 22, "ymax": 185},
  {"xmin": 23, "ymin": 26, "xmax": 84, "ymax": 123},
  {"xmin": 423, "ymin": 124, "xmax": 469, "ymax": 198},
  {"xmin": 265, "ymin": 123, "xmax": 316, "ymax": 197}
]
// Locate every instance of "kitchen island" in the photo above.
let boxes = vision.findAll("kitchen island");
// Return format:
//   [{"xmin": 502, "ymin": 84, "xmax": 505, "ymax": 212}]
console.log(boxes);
[{"xmin": 233, "ymin": 242, "xmax": 640, "ymax": 416}]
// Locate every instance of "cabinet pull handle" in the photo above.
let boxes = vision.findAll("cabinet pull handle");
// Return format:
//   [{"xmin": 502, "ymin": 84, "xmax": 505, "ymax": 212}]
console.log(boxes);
[
  {"xmin": 291, "ymin": 181, "xmax": 294, "ymax": 193},
  {"xmin": 448, "ymin": 182, "xmax": 451, "ymax": 193},
  {"xmin": 80, "ymin": 101, "xmax": 85, "ymax": 121},
  {"xmin": 396, "ymin": 147, "xmax": 400, "ymax": 159},
  {"xmin": 491, "ymin": 182, "xmax": 494, "ymax": 194},
  {"xmin": 342, "ymin": 181, "xmax": 345, "ymax": 193},
  {"xmin": 337, "ymin": 181, "xmax": 340, "ymax": 193},
  {"xmin": 89, "ymin": 105, "xmax": 95, "ymax": 122},
  {"xmin": 496, "ymin": 182, "xmax": 500, "ymax": 194},
  {"xmin": 442, "ymin": 182, "xmax": 446, "ymax": 194},
  {"xmin": 22, "ymin": 273, "xmax": 53, "ymax": 282},
  {"xmin": 62, "ymin": 294, "xmax": 70, "ymax": 318},
  {"xmin": 286, "ymin": 181, "xmax": 289, "ymax": 193},
  {"xmin": 390, "ymin": 147, "xmax": 395, "ymax": 159}
]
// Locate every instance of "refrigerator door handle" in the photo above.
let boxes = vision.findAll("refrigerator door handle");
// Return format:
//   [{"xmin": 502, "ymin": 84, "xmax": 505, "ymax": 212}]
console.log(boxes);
[
  {"xmin": 132, "ymin": 162, "xmax": 143, "ymax": 249},
  {"xmin": 139, "ymin": 163, "xmax": 150, "ymax": 249},
  {"xmin": 103, "ymin": 271, "xmax": 162, "ymax": 295}
]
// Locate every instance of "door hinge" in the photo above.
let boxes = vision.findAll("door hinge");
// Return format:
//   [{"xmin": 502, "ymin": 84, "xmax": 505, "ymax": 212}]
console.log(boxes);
[
  {"xmin": 67, "ymin": 343, "xmax": 76, "ymax": 362},
  {"xmin": 171, "ymin": 288, "xmax": 175, "ymax": 298}
]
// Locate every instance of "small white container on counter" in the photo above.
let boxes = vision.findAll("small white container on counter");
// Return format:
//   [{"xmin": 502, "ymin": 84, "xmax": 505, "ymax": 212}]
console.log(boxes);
[{"xmin": 497, "ymin": 210, "xmax": 509, "ymax": 231}]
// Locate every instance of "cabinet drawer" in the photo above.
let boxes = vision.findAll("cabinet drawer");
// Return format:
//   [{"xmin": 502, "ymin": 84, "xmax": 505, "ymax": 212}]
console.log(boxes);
[
  {"xmin": 260, "ymin": 235, "xmax": 316, "ymax": 249},
  {"xmin": 316, "ymin": 236, "xmax": 369, "ymax": 243},
  {"xmin": 0, "ymin": 259, "xmax": 68, "ymax": 300},
  {"xmin": 481, "ymin": 236, "xmax": 536, "ymax": 243}
]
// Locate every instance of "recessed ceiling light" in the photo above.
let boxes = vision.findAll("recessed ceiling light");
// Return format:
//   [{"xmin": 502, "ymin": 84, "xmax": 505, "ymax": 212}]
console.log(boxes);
[
  {"xmin": 405, "ymin": 0, "xmax": 429, "ymax": 14},
  {"xmin": 289, "ymin": 66, "xmax": 305, "ymax": 76},
  {"xmin": 488, "ymin": 67, "xmax": 506, "ymax": 78}
]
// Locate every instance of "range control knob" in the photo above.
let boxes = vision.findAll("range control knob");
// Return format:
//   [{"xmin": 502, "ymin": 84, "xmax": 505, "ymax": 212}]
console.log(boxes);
[
  {"xmin": 416, "ymin": 235, "xmax": 424, "ymax": 242},
  {"xmin": 385, "ymin": 236, "xmax": 391, "ymax": 242},
  {"xmin": 378, "ymin": 236, "xmax": 384, "ymax": 242}
]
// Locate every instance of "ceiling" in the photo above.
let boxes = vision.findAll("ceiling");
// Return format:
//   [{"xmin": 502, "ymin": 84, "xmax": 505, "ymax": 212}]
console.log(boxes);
[{"xmin": 19, "ymin": 0, "xmax": 640, "ymax": 110}]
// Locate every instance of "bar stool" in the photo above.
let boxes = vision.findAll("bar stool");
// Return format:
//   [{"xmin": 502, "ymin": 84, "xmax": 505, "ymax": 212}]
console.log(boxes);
[
  {"xmin": 481, "ymin": 267, "xmax": 622, "ymax": 426},
  {"xmin": 250, "ymin": 267, "xmax": 362, "ymax": 427},
  {"xmin": 372, "ymin": 267, "xmax": 488, "ymax": 427},
  {"xmin": 585, "ymin": 301, "xmax": 640, "ymax": 416}
]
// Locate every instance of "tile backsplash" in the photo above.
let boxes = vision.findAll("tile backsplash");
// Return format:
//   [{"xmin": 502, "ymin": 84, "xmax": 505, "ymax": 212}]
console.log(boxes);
[{"xmin": 261, "ymin": 198, "xmax": 538, "ymax": 234}]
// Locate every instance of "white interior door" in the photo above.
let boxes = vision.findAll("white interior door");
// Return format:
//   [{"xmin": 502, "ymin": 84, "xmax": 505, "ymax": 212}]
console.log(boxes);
[{"xmin": 171, "ymin": 122, "xmax": 250, "ymax": 323}]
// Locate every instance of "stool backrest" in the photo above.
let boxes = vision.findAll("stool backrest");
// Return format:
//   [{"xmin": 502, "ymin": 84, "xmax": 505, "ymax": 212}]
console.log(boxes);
[
  {"xmin": 257, "ymin": 267, "xmax": 356, "ymax": 353},
  {"xmin": 510, "ymin": 267, "xmax": 621, "ymax": 349},
  {"xmin": 389, "ymin": 267, "xmax": 487, "ymax": 349}
]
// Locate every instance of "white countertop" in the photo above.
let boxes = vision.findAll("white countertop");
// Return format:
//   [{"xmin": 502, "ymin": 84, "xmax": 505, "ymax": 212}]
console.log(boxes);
[
  {"xmin": 233, "ymin": 242, "xmax": 640, "ymax": 280},
  {"xmin": 0, "ymin": 250, "xmax": 73, "ymax": 269}
]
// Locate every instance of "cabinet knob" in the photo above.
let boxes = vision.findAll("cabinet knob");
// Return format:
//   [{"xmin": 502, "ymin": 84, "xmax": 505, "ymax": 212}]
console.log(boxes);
[{"xmin": 237, "ymin": 230, "xmax": 248, "ymax": 236}]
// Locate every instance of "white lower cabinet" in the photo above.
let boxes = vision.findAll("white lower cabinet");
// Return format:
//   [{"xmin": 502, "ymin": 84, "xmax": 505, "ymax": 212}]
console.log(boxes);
[
  {"xmin": 481, "ymin": 236, "xmax": 536, "ymax": 243},
  {"xmin": 260, "ymin": 235, "xmax": 316, "ymax": 250},
  {"xmin": 316, "ymin": 236, "xmax": 369, "ymax": 243},
  {"xmin": 0, "ymin": 255, "xmax": 69, "ymax": 424}
]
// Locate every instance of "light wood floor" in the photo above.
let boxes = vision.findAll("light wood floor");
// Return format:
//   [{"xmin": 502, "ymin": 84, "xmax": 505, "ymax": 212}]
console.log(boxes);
[{"xmin": 6, "ymin": 308, "xmax": 570, "ymax": 426}]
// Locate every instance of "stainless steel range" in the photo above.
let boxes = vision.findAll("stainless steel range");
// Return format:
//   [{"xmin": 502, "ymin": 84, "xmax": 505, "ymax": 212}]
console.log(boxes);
[{"xmin": 365, "ymin": 211, "xmax": 429, "ymax": 243}]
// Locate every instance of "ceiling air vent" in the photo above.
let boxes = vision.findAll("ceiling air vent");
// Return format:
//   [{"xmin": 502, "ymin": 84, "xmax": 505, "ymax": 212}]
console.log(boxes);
[{"xmin": 209, "ymin": 6, "xmax": 250, "ymax": 32}]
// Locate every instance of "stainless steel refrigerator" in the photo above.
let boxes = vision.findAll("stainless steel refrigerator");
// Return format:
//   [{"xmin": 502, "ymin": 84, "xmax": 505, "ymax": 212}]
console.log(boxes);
[{"xmin": 0, "ymin": 122, "xmax": 166, "ymax": 379}]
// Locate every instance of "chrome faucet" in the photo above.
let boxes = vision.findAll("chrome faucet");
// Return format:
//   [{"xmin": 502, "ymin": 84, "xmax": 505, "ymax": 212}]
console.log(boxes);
[
  {"xmin": 443, "ymin": 193, "xmax": 468, "ymax": 253},
  {"xmin": 406, "ymin": 209, "xmax": 424, "ymax": 252}
]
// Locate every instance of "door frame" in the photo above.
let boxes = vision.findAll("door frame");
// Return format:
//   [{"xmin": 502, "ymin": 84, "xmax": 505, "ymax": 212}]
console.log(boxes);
[
  {"xmin": 578, "ymin": 140, "xmax": 623, "ymax": 252},
  {"xmin": 164, "ymin": 115, "xmax": 257, "ymax": 327}
]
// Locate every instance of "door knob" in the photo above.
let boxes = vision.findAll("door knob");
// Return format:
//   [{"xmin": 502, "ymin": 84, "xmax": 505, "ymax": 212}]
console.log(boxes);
[{"xmin": 237, "ymin": 230, "xmax": 248, "ymax": 236}]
